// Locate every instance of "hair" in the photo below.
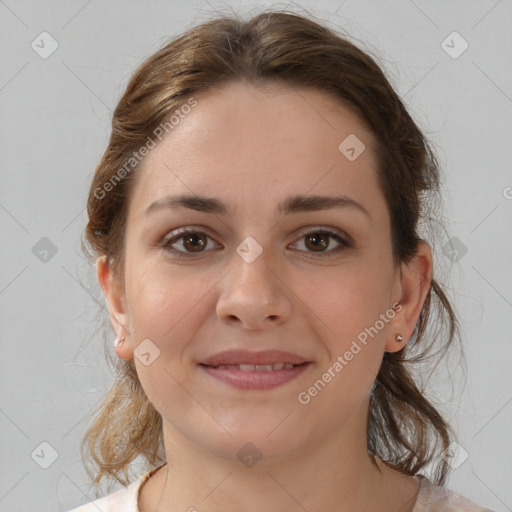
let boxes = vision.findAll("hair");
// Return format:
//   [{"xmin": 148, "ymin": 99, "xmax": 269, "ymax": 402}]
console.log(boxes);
[{"xmin": 80, "ymin": 7, "xmax": 463, "ymax": 494}]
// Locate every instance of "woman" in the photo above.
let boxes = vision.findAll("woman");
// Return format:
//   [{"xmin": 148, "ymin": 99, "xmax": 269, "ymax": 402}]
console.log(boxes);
[{"xmin": 69, "ymin": 9, "xmax": 496, "ymax": 512}]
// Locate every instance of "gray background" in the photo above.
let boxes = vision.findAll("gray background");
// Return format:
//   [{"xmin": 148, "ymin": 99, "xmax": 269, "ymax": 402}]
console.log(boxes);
[{"xmin": 1, "ymin": 1, "xmax": 511, "ymax": 511}]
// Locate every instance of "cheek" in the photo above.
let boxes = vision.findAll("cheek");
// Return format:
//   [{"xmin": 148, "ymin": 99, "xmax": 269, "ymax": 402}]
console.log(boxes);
[
  {"xmin": 293, "ymin": 259, "xmax": 394, "ymax": 407},
  {"xmin": 126, "ymin": 265, "xmax": 210, "ymax": 415},
  {"xmin": 126, "ymin": 261, "xmax": 205, "ymax": 340},
  {"xmin": 294, "ymin": 266, "xmax": 391, "ymax": 422},
  {"xmin": 295, "ymin": 257, "xmax": 394, "ymax": 337}
]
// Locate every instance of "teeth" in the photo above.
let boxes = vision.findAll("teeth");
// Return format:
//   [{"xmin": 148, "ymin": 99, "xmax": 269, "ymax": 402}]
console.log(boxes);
[{"xmin": 212, "ymin": 362, "xmax": 299, "ymax": 371}]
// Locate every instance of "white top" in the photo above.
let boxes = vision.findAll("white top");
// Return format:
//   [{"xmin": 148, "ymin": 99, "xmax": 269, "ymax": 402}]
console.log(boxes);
[{"xmin": 67, "ymin": 462, "xmax": 497, "ymax": 512}]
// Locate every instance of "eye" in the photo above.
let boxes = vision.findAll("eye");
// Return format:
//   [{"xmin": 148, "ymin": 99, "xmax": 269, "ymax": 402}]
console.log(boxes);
[
  {"xmin": 161, "ymin": 227, "xmax": 219, "ymax": 258},
  {"xmin": 289, "ymin": 228, "xmax": 352, "ymax": 258},
  {"xmin": 160, "ymin": 227, "xmax": 352, "ymax": 259}
]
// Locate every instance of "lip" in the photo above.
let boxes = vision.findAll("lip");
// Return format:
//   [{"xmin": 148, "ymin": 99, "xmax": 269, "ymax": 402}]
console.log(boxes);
[
  {"xmin": 201, "ymin": 349, "xmax": 309, "ymax": 366},
  {"xmin": 200, "ymin": 362, "xmax": 312, "ymax": 390}
]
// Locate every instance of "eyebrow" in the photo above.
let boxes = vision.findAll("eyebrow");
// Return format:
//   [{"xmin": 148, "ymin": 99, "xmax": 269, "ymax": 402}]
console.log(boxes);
[{"xmin": 145, "ymin": 193, "xmax": 370, "ymax": 218}]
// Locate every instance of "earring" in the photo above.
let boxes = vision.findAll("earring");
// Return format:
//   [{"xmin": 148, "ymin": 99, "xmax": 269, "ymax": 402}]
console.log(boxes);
[
  {"xmin": 396, "ymin": 334, "xmax": 403, "ymax": 342},
  {"xmin": 115, "ymin": 336, "xmax": 125, "ymax": 348}
]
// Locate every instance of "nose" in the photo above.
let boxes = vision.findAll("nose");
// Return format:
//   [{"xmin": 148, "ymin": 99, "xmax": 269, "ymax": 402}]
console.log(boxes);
[{"xmin": 216, "ymin": 250, "xmax": 292, "ymax": 329}]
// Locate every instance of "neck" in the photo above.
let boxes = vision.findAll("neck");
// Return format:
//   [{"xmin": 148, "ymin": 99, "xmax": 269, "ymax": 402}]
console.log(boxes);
[{"xmin": 145, "ymin": 400, "xmax": 419, "ymax": 512}]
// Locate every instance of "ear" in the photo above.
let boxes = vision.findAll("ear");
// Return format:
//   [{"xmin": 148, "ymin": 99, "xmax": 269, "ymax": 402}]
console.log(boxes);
[
  {"xmin": 385, "ymin": 240, "xmax": 433, "ymax": 353},
  {"xmin": 96, "ymin": 255, "xmax": 133, "ymax": 360}
]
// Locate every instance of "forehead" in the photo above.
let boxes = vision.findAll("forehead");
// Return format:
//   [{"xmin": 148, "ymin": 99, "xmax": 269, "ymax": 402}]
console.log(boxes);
[{"xmin": 127, "ymin": 80, "xmax": 382, "ymax": 221}]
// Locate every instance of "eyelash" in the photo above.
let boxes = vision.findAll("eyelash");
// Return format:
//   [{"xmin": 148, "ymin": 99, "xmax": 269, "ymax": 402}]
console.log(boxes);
[{"xmin": 159, "ymin": 227, "xmax": 352, "ymax": 259}]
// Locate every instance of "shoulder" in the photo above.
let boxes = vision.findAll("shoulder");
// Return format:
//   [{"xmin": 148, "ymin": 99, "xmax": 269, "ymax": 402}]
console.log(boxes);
[
  {"xmin": 413, "ymin": 475, "xmax": 497, "ymax": 512},
  {"xmin": 65, "ymin": 463, "xmax": 165, "ymax": 512},
  {"xmin": 65, "ymin": 481, "xmax": 139, "ymax": 512}
]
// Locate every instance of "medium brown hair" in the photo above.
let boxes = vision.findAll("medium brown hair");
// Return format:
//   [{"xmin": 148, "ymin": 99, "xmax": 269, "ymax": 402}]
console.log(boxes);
[{"xmin": 80, "ymin": 8, "xmax": 462, "ymax": 494}]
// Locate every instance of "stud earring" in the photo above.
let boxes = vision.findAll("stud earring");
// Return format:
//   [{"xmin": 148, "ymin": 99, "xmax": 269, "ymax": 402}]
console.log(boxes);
[
  {"xmin": 115, "ymin": 336, "xmax": 125, "ymax": 348},
  {"xmin": 396, "ymin": 334, "xmax": 403, "ymax": 342}
]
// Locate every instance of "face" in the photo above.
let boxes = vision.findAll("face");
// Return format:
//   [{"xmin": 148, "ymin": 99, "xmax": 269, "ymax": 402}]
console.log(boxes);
[{"xmin": 100, "ymin": 80, "xmax": 424, "ymax": 465}]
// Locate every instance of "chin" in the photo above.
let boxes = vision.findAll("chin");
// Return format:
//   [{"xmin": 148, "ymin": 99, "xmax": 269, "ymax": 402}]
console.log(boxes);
[{"xmin": 199, "ymin": 421, "xmax": 309, "ymax": 468}]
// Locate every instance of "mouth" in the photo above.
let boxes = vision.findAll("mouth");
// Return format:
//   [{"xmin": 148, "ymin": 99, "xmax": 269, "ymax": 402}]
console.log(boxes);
[
  {"xmin": 200, "ymin": 362, "xmax": 305, "ymax": 371},
  {"xmin": 200, "ymin": 349, "xmax": 310, "ymax": 367},
  {"xmin": 199, "ymin": 361, "xmax": 312, "ymax": 390}
]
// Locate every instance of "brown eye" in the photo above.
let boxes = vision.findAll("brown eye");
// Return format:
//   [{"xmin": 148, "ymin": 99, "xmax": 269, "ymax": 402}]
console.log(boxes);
[
  {"xmin": 181, "ymin": 232, "xmax": 207, "ymax": 252},
  {"xmin": 162, "ymin": 229, "xmax": 218, "ymax": 258},
  {"xmin": 162, "ymin": 227, "xmax": 351, "ymax": 259},
  {"xmin": 291, "ymin": 229, "xmax": 351, "ymax": 258},
  {"xmin": 304, "ymin": 232, "xmax": 330, "ymax": 252}
]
